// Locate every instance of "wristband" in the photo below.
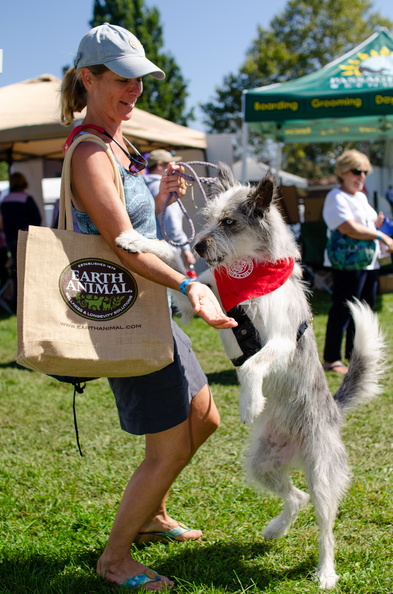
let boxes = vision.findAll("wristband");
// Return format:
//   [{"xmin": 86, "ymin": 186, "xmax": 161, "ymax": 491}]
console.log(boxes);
[
  {"xmin": 377, "ymin": 231, "xmax": 382, "ymax": 240},
  {"xmin": 179, "ymin": 278, "xmax": 197, "ymax": 295}
]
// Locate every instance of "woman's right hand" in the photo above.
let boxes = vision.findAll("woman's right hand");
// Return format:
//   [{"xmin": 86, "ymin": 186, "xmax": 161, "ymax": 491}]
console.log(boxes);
[{"xmin": 185, "ymin": 282, "xmax": 237, "ymax": 329}]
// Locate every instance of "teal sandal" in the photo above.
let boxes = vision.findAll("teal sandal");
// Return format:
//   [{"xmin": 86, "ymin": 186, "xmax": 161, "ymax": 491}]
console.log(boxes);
[
  {"xmin": 120, "ymin": 567, "xmax": 161, "ymax": 589},
  {"xmin": 134, "ymin": 522, "xmax": 199, "ymax": 545}
]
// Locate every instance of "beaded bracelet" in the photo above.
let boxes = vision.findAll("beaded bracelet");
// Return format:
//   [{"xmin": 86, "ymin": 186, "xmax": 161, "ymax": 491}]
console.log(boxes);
[{"xmin": 179, "ymin": 278, "xmax": 198, "ymax": 295}]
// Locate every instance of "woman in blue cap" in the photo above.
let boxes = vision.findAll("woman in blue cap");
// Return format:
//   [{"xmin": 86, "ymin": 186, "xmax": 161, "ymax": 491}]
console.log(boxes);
[{"xmin": 60, "ymin": 23, "xmax": 236, "ymax": 591}]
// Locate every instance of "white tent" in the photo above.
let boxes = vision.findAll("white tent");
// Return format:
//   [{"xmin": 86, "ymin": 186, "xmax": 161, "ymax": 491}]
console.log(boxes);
[
  {"xmin": 0, "ymin": 74, "xmax": 207, "ymax": 162},
  {"xmin": 0, "ymin": 74, "xmax": 208, "ymax": 218},
  {"xmin": 232, "ymin": 157, "xmax": 308, "ymax": 188}
]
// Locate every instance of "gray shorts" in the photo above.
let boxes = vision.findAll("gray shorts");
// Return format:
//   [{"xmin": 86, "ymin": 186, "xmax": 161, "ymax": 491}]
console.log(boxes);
[{"xmin": 108, "ymin": 320, "xmax": 207, "ymax": 435}]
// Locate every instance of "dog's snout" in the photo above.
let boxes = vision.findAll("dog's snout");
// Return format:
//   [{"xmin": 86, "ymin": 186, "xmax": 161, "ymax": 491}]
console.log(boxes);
[{"xmin": 194, "ymin": 239, "xmax": 207, "ymax": 257}]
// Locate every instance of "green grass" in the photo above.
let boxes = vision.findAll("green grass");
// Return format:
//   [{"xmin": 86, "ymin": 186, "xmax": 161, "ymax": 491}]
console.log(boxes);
[{"xmin": 0, "ymin": 291, "xmax": 392, "ymax": 593}]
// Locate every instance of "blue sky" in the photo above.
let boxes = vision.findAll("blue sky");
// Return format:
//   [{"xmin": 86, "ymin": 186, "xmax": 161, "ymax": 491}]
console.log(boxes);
[{"xmin": 1, "ymin": 0, "xmax": 393, "ymax": 130}]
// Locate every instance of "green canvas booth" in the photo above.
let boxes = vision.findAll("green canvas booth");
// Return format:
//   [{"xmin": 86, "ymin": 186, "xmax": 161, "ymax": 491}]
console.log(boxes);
[
  {"xmin": 241, "ymin": 28, "xmax": 393, "ymax": 274},
  {"xmin": 242, "ymin": 28, "xmax": 393, "ymax": 147}
]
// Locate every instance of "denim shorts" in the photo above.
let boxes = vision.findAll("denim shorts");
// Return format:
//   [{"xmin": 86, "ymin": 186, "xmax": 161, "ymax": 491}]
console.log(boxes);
[{"xmin": 108, "ymin": 320, "xmax": 207, "ymax": 435}]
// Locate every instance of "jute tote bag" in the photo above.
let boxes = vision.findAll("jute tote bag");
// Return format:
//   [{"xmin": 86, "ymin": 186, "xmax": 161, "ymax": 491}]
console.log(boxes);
[{"xmin": 16, "ymin": 134, "xmax": 174, "ymax": 378}]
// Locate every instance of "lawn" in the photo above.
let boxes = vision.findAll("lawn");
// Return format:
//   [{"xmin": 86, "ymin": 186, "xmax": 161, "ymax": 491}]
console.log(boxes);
[{"xmin": 0, "ymin": 290, "xmax": 392, "ymax": 593}]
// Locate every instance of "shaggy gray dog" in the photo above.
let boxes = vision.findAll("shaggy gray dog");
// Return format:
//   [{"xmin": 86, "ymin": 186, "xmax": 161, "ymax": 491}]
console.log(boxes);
[{"xmin": 117, "ymin": 163, "xmax": 385, "ymax": 590}]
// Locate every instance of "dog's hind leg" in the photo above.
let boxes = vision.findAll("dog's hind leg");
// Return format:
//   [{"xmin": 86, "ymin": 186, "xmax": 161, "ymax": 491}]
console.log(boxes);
[
  {"xmin": 305, "ymin": 444, "xmax": 349, "ymax": 590},
  {"xmin": 262, "ymin": 475, "xmax": 310, "ymax": 540},
  {"xmin": 245, "ymin": 428, "xmax": 310, "ymax": 539}
]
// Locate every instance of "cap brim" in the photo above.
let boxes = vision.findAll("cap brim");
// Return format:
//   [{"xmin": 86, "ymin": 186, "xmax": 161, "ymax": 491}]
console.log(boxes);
[{"xmin": 105, "ymin": 56, "xmax": 165, "ymax": 79}]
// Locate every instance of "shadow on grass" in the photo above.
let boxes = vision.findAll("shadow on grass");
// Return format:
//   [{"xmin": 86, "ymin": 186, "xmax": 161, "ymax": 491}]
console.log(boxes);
[
  {"xmin": 0, "ymin": 551, "xmax": 112, "ymax": 593},
  {"xmin": 206, "ymin": 368, "xmax": 238, "ymax": 386},
  {"xmin": 0, "ymin": 360, "xmax": 21, "ymax": 370},
  {"xmin": 0, "ymin": 542, "xmax": 317, "ymax": 593},
  {"xmin": 163, "ymin": 541, "xmax": 317, "ymax": 592}
]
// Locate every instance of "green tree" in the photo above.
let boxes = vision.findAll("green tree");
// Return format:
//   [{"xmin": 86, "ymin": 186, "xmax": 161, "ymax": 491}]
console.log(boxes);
[
  {"xmin": 0, "ymin": 162, "xmax": 9, "ymax": 181},
  {"xmin": 201, "ymin": 0, "xmax": 393, "ymax": 175},
  {"xmin": 90, "ymin": 0, "xmax": 192, "ymax": 124}
]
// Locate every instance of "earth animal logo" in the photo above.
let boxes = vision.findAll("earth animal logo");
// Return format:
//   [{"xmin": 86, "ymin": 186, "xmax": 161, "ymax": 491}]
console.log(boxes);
[{"xmin": 60, "ymin": 258, "xmax": 137, "ymax": 321}]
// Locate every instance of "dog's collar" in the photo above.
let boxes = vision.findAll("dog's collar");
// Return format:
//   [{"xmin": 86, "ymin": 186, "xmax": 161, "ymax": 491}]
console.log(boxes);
[
  {"xmin": 214, "ymin": 258, "xmax": 294, "ymax": 312},
  {"xmin": 229, "ymin": 305, "xmax": 310, "ymax": 367}
]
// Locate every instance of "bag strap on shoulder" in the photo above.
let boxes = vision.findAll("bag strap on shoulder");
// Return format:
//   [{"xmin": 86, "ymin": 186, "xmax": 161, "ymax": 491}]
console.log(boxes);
[{"xmin": 58, "ymin": 134, "xmax": 126, "ymax": 232}]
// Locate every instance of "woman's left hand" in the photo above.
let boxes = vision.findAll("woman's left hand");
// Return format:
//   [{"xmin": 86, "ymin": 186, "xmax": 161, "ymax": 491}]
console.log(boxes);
[
  {"xmin": 186, "ymin": 281, "xmax": 238, "ymax": 329},
  {"xmin": 155, "ymin": 164, "xmax": 186, "ymax": 214}
]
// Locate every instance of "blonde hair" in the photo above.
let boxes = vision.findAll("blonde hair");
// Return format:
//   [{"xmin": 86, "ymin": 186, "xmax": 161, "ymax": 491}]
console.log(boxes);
[
  {"xmin": 335, "ymin": 150, "xmax": 372, "ymax": 182},
  {"xmin": 60, "ymin": 65, "xmax": 109, "ymax": 126}
]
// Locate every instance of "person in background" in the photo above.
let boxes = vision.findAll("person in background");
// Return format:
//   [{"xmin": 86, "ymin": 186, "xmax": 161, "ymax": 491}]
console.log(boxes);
[
  {"xmin": 322, "ymin": 149, "xmax": 393, "ymax": 374},
  {"xmin": 385, "ymin": 184, "xmax": 393, "ymax": 216},
  {"xmin": 143, "ymin": 149, "xmax": 196, "ymax": 274},
  {"xmin": 60, "ymin": 22, "xmax": 236, "ymax": 591},
  {"xmin": 0, "ymin": 172, "xmax": 42, "ymax": 308}
]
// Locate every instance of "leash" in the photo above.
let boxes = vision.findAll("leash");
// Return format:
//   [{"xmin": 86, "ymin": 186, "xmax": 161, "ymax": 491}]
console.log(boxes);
[{"xmin": 159, "ymin": 161, "xmax": 220, "ymax": 247}]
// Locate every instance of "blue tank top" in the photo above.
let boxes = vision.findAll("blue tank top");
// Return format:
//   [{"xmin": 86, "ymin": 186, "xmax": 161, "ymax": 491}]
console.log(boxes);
[{"xmin": 73, "ymin": 152, "xmax": 157, "ymax": 239}]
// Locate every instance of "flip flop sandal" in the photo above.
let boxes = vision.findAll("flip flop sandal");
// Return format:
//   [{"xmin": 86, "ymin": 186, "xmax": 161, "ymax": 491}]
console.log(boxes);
[
  {"xmin": 134, "ymin": 522, "xmax": 199, "ymax": 545},
  {"xmin": 323, "ymin": 362, "xmax": 348, "ymax": 374},
  {"xmin": 120, "ymin": 567, "xmax": 162, "ymax": 589}
]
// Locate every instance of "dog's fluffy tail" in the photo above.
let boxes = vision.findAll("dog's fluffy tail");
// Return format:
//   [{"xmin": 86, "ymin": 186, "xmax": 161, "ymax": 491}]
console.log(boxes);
[{"xmin": 334, "ymin": 299, "xmax": 385, "ymax": 415}]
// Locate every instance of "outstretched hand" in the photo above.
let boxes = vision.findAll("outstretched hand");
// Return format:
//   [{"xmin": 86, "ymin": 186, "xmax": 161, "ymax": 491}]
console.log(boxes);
[{"xmin": 186, "ymin": 282, "xmax": 237, "ymax": 329}]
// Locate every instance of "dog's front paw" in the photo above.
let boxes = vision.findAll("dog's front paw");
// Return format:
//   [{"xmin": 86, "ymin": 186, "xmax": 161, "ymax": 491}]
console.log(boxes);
[
  {"xmin": 116, "ymin": 230, "xmax": 176, "ymax": 266},
  {"xmin": 239, "ymin": 388, "xmax": 266, "ymax": 424}
]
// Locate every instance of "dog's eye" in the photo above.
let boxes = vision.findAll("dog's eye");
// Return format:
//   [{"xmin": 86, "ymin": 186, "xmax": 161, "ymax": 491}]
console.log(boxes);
[{"xmin": 223, "ymin": 219, "xmax": 235, "ymax": 226}]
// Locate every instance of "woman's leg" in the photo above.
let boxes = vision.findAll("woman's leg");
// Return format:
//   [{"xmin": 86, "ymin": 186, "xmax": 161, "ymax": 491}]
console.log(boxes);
[
  {"xmin": 323, "ymin": 269, "xmax": 358, "ymax": 363},
  {"xmin": 345, "ymin": 269, "xmax": 378, "ymax": 359},
  {"xmin": 138, "ymin": 384, "xmax": 220, "ymax": 538},
  {"xmin": 97, "ymin": 384, "xmax": 219, "ymax": 587}
]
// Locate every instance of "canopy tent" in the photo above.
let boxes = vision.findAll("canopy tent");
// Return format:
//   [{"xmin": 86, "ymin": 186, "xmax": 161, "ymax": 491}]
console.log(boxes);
[
  {"xmin": 232, "ymin": 157, "xmax": 308, "ymax": 188},
  {"xmin": 242, "ymin": 28, "xmax": 393, "ymax": 146},
  {"xmin": 0, "ymin": 74, "xmax": 207, "ymax": 163}
]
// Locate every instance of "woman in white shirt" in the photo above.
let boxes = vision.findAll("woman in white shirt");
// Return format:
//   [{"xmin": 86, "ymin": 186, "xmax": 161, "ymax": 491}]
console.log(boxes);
[{"xmin": 322, "ymin": 149, "xmax": 393, "ymax": 374}]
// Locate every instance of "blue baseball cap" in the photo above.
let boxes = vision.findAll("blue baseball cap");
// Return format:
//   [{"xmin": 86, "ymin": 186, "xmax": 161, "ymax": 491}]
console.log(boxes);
[{"xmin": 74, "ymin": 22, "xmax": 165, "ymax": 80}]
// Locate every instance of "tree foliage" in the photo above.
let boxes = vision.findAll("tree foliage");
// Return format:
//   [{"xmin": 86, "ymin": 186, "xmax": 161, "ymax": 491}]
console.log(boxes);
[
  {"xmin": 90, "ymin": 0, "xmax": 192, "ymax": 124},
  {"xmin": 201, "ymin": 0, "xmax": 393, "ymax": 175}
]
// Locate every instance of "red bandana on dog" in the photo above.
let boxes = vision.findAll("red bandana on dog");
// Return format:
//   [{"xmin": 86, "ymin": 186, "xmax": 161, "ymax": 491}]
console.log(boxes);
[{"xmin": 214, "ymin": 258, "xmax": 295, "ymax": 312}]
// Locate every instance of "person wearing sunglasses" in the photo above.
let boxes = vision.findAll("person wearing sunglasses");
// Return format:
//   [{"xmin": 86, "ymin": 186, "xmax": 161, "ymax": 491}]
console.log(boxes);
[
  {"xmin": 322, "ymin": 149, "xmax": 393, "ymax": 374},
  {"xmin": 60, "ymin": 23, "xmax": 236, "ymax": 591}
]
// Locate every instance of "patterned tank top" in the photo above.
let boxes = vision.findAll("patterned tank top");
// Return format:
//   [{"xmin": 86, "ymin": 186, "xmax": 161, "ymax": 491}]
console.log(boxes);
[{"xmin": 73, "ymin": 146, "xmax": 156, "ymax": 239}]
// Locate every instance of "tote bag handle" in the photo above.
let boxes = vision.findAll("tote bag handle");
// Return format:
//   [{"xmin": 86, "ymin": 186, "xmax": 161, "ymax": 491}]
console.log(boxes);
[{"xmin": 58, "ymin": 134, "xmax": 126, "ymax": 232}]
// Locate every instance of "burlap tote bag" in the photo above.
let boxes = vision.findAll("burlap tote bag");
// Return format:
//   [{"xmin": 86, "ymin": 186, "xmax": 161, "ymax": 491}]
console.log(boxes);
[{"xmin": 16, "ymin": 134, "xmax": 174, "ymax": 378}]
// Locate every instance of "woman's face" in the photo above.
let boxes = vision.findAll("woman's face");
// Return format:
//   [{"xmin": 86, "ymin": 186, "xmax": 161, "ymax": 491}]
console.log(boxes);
[
  {"xmin": 340, "ymin": 166, "xmax": 368, "ymax": 195},
  {"xmin": 85, "ymin": 68, "xmax": 143, "ymax": 123}
]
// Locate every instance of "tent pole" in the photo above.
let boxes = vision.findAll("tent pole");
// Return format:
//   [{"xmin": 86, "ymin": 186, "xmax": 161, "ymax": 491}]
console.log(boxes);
[
  {"xmin": 241, "ymin": 121, "xmax": 249, "ymax": 184},
  {"xmin": 241, "ymin": 91, "xmax": 248, "ymax": 184},
  {"xmin": 276, "ymin": 139, "xmax": 283, "ymax": 182}
]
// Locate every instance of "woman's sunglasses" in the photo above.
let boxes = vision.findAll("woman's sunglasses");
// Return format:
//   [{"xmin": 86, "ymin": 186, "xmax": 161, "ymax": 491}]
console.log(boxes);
[
  {"xmin": 350, "ymin": 168, "xmax": 369, "ymax": 176},
  {"xmin": 105, "ymin": 133, "xmax": 147, "ymax": 173}
]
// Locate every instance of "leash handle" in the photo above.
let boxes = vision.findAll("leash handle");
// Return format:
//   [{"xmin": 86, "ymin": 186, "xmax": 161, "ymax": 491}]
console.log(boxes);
[{"xmin": 158, "ymin": 161, "xmax": 220, "ymax": 247}]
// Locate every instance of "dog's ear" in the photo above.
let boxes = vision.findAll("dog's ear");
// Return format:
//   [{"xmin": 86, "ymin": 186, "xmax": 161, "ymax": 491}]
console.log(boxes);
[
  {"xmin": 242, "ymin": 175, "xmax": 276, "ymax": 217},
  {"xmin": 206, "ymin": 162, "xmax": 236, "ymax": 198}
]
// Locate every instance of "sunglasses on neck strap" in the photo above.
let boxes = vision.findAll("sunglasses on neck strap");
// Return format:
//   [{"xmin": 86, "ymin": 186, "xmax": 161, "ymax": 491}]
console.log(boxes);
[{"xmin": 64, "ymin": 124, "xmax": 147, "ymax": 173}]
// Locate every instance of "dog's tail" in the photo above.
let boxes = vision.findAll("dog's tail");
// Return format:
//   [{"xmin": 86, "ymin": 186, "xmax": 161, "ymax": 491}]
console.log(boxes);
[{"xmin": 333, "ymin": 299, "xmax": 385, "ymax": 415}]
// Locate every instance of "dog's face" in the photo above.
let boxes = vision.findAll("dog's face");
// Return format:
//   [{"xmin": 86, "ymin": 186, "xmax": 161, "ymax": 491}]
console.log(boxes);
[{"xmin": 194, "ymin": 163, "xmax": 281, "ymax": 268}]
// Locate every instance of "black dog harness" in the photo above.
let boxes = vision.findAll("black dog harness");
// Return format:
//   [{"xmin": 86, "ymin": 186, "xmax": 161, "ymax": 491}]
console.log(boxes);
[{"xmin": 227, "ymin": 305, "xmax": 309, "ymax": 367}]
